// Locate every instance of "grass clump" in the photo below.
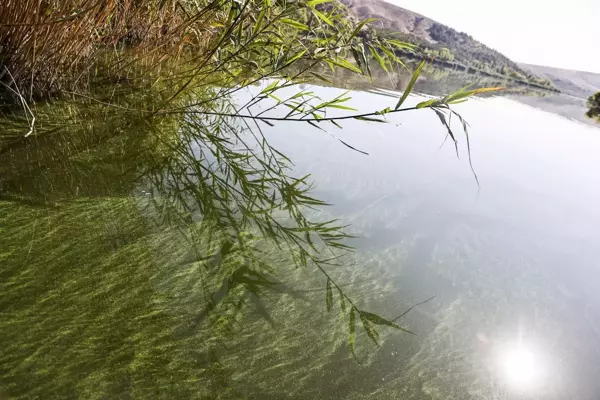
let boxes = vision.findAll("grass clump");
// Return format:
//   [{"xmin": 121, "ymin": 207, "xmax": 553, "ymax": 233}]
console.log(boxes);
[{"xmin": 0, "ymin": 0, "xmax": 207, "ymax": 99}]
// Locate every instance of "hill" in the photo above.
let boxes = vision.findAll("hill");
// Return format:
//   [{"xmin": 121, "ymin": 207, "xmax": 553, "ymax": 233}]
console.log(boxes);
[
  {"xmin": 518, "ymin": 64, "xmax": 600, "ymax": 99},
  {"xmin": 340, "ymin": 0, "xmax": 552, "ymax": 88}
]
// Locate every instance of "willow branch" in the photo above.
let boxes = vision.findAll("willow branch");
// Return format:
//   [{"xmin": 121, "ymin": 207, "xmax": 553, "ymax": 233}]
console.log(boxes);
[{"xmin": 164, "ymin": 106, "xmax": 420, "ymax": 123}]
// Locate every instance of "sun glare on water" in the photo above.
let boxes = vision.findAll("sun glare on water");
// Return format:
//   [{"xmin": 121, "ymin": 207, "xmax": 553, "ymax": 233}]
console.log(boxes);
[
  {"xmin": 493, "ymin": 336, "xmax": 548, "ymax": 394},
  {"xmin": 502, "ymin": 344, "xmax": 537, "ymax": 386}
]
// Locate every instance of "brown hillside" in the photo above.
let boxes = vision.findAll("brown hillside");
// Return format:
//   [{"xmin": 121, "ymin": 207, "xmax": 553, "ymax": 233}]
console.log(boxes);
[
  {"xmin": 341, "ymin": 0, "xmax": 543, "ymax": 84},
  {"xmin": 341, "ymin": 0, "xmax": 434, "ymax": 41}
]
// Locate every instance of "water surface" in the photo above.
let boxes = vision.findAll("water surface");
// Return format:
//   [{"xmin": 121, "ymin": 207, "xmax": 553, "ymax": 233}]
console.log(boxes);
[{"xmin": 1, "ymin": 77, "xmax": 599, "ymax": 399}]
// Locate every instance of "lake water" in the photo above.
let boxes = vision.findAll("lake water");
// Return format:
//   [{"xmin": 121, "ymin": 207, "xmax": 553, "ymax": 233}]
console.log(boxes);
[{"xmin": 1, "ymin": 75, "xmax": 600, "ymax": 399}]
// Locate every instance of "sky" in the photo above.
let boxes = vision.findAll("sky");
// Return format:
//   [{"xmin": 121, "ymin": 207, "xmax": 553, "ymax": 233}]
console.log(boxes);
[{"xmin": 387, "ymin": 0, "xmax": 600, "ymax": 73}]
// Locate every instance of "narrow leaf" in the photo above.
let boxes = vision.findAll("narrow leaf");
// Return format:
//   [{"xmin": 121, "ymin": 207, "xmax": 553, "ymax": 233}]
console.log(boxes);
[
  {"xmin": 445, "ymin": 86, "xmax": 504, "ymax": 104},
  {"xmin": 328, "ymin": 57, "xmax": 362, "ymax": 74},
  {"xmin": 354, "ymin": 116, "xmax": 386, "ymax": 123},
  {"xmin": 387, "ymin": 39, "xmax": 416, "ymax": 50},
  {"xmin": 360, "ymin": 317, "xmax": 380, "ymax": 345},
  {"xmin": 327, "ymin": 104, "xmax": 357, "ymax": 111},
  {"xmin": 283, "ymin": 49, "xmax": 308, "ymax": 67},
  {"xmin": 360, "ymin": 311, "xmax": 415, "ymax": 334},
  {"xmin": 260, "ymin": 80, "xmax": 279, "ymax": 94},
  {"xmin": 307, "ymin": 0, "xmax": 332, "ymax": 7},
  {"xmin": 337, "ymin": 138, "xmax": 368, "ymax": 155},
  {"xmin": 369, "ymin": 47, "xmax": 389, "ymax": 73},
  {"xmin": 349, "ymin": 308, "xmax": 356, "ymax": 356},
  {"xmin": 433, "ymin": 108, "xmax": 458, "ymax": 156},
  {"xmin": 312, "ymin": 9, "xmax": 333, "ymax": 26},
  {"xmin": 416, "ymin": 98, "xmax": 439, "ymax": 109},
  {"xmin": 309, "ymin": 71, "xmax": 331, "ymax": 83},
  {"xmin": 280, "ymin": 18, "xmax": 309, "ymax": 30},
  {"xmin": 253, "ymin": 8, "xmax": 267, "ymax": 33},
  {"xmin": 395, "ymin": 60, "xmax": 425, "ymax": 110},
  {"xmin": 352, "ymin": 18, "xmax": 379, "ymax": 37},
  {"xmin": 338, "ymin": 288, "xmax": 346, "ymax": 312},
  {"xmin": 326, "ymin": 279, "xmax": 333, "ymax": 312}
]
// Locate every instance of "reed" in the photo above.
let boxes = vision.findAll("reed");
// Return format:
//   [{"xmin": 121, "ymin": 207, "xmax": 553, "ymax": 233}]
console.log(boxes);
[{"xmin": 0, "ymin": 0, "xmax": 204, "ymax": 99}]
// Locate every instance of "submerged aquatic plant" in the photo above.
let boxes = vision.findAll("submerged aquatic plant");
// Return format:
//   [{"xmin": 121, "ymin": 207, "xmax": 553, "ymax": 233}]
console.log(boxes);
[{"xmin": 0, "ymin": 3, "xmax": 502, "ymax": 396}]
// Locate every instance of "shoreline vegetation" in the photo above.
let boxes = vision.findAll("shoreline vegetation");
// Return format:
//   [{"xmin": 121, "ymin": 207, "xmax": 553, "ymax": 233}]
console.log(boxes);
[
  {"xmin": 394, "ymin": 50, "xmax": 560, "ymax": 93},
  {"xmin": 374, "ymin": 34, "xmax": 559, "ymax": 93},
  {"xmin": 587, "ymin": 92, "xmax": 600, "ymax": 123},
  {"xmin": 1, "ymin": 0, "xmax": 497, "ymax": 366}
]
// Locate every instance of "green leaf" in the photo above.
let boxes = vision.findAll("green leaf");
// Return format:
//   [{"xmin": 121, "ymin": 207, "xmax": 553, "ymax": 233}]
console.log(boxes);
[
  {"xmin": 354, "ymin": 116, "xmax": 386, "ymax": 123},
  {"xmin": 338, "ymin": 288, "xmax": 346, "ymax": 312},
  {"xmin": 416, "ymin": 98, "xmax": 439, "ymax": 109},
  {"xmin": 349, "ymin": 308, "xmax": 356, "ymax": 356},
  {"xmin": 312, "ymin": 9, "xmax": 333, "ymax": 26},
  {"xmin": 267, "ymin": 93, "xmax": 282, "ymax": 103},
  {"xmin": 280, "ymin": 18, "xmax": 309, "ymax": 31},
  {"xmin": 326, "ymin": 279, "xmax": 333, "ymax": 312},
  {"xmin": 395, "ymin": 60, "xmax": 425, "ymax": 110},
  {"xmin": 445, "ymin": 86, "xmax": 504, "ymax": 104},
  {"xmin": 375, "ymin": 107, "xmax": 391, "ymax": 115},
  {"xmin": 327, "ymin": 57, "xmax": 362, "ymax": 74},
  {"xmin": 369, "ymin": 47, "xmax": 388, "ymax": 73},
  {"xmin": 351, "ymin": 47, "xmax": 363, "ymax": 72},
  {"xmin": 290, "ymin": 90, "xmax": 312, "ymax": 100},
  {"xmin": 387, "ymin": 39, "xmax": 416, "ymax": 50},
  {"xmin": 326, "ymin": 60, "xmax": 335, "ymax": 73},
  {"xmin": 283, "ymin": 49, "xmax": 308, "ymax": 67},
  {"xmin": 309, "ymin": 71, "xmax": 331, "ymax": 83},
  {"xmin": 260, "ymin": 80, "xmax": 279, "ymax": 94},
  {"xmin": 307, "ymin": 0, "xmax": 333, "ymax": 7},
  {"xmin": 351, "ymin": 18, "xmax": 379, "ymax": 38},
  {"xmin": 360, "ymin": 317, "xmax": 380, "ymax": 345},
  {"xmin": 253, "ymin": 8, "xmax": 267, "ymax": 33},
  {"xmin": 333, "ymin": 138, "xmax": 368, "ymax": 155},
  {"xmin": 360, "ymin": 311, "xmax": 415, "ymax": 334},
  {"xmin": 327, "ymin": 104, "xmax": 357, "ymax": 111},
  {"xmin": 379, "ymin": 46, "xmax": 407, "ymax": 70},
  {"xmin": 433, "ymin": 108, "xmax": 458, "ymax": 156}
]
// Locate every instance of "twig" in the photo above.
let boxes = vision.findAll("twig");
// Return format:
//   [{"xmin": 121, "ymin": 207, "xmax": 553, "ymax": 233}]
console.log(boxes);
[
  {"xmin": 392, "ymin": 295, "xmax": 436, "ymax": 322},
  {"xmin": 168, "ymin": 105, "xmax": 420, "ymax": 123},
  {"xmin": 348, "ymin": 191, "xmax": 399, "ymax": 222}
]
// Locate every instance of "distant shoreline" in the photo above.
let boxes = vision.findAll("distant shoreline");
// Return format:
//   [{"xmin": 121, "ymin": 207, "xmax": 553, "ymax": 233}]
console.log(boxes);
[{"xmin": 397, "ymin": 52, "xmax": 561, "ymax": 94}]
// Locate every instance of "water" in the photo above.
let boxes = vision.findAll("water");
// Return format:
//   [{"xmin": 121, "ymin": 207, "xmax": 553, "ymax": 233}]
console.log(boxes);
[
  {"xmin": 262, "ymin": 85, "xmax": 600, "ymax": 399},
  {"xmin": 1, "ymin": 76, "xmax": 600, "ymax": 399}
]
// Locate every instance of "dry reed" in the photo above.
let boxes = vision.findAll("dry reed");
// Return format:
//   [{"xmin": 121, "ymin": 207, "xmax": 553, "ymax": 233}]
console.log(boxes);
[{"xmin": 0, "ymin": 0, "xmax": 206, "ymax": 99}]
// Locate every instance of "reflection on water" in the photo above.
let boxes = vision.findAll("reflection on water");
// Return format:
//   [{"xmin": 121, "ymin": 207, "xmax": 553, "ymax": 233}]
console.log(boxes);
[
  {"xmin": 315, "ymin": 62, "xmax": 597, "ymax": 127},
  {"xmin": 1, "ymin": 77, "xmax": 600, "ymax": 399},
  {"xmin": 0, "ymin": 91, "xmax": 407, "ymax": 399},
  {"xmin": 260, "ymin": 84, "xmax": 600, "ymax": 399}
]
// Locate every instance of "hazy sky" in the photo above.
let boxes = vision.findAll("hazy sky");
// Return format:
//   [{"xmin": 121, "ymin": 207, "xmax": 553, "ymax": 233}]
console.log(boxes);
[{"xmin": 387, "ymin": 0, "xmax": 600, "ymax": 73}]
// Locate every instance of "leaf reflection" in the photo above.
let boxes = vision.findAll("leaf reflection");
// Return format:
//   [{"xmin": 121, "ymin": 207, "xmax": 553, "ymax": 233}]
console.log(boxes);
[{"xmin": 0, "ymin": 90, "xmax": 411, "ymax": 398}]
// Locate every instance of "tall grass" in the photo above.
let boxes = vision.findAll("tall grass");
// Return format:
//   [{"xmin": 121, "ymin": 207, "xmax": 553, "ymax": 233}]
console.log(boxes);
[{"xmin": 0, "ymin": 0, "xmax": 208, "ymax": 99}]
